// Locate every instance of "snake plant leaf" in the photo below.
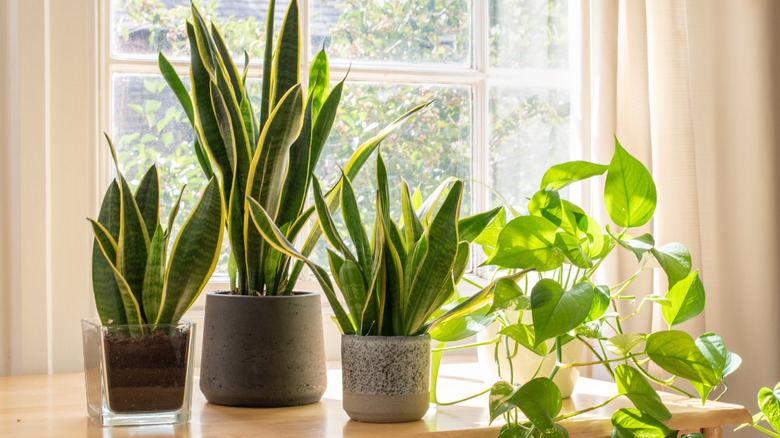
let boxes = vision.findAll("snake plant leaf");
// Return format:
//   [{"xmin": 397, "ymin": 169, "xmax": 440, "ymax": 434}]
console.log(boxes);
[
  {"xmin": 117, "ymin": 174, "xmax": 150, "ymax": 309},
  {"xmin": 187, "ymin": 23, "xmax": 229, "ymax": 184},
  {"xmin": 486, "ymin": 215, "xmax": 564, "ymax": 271},
  {"xmin": 531, "ymin": 280, "xmax": 594, "ymax": 347},
  {"xmin": 645, "ymin": 330, "xmax": 719, "ymax": 386},
  {"xmin": 662, "ymin": 270, "xmax": 705, "ymax": 327},
  {"xmin": 157, "ymin": 177, "xmax": 224, "ymax": 324},
  {"xmin": 190, "ymin": 3, "xmax": 218, "ymax": 79},
  {"xmin": 458, "ymin": 206, "xmax": 503, "ymax": 244},
  {"xmin": 209, "ymin": 23, "xmax": 244, "ymax": 101},
  {"xmin": 338, "ymin": 260, "xmax": 369, "ymax": 333},
  {"xmin": 381, "ymin": 216, "xmax": 406, "ymax": 335},
  {"xmin": 259, "ymin": 0, "xmax": 275, "ymax": 127},
  {"xmin": 499, "ymin": 324, "xmax": 547, "ymax": 356},
  {"xmin": 507, "ymin": 378, "xmax": 564, "ymax": 437},
  {"xmin": 430, "ymin": 303, "xmax": 495, "ymax": 343},
  {"xmin": 308, "ymin": 50, "xmax": 329, "ymax": 120},
  {"xmin": 604, "ymin": 137, "xmax": 657, "ymax": 228},
  {"xmin": 651, "ymin": 242, "xmax": 692, "ymax": 289},
  {"xmin": 91, "ymin": 181, "xmax": 125, "ymax": 325},
  {"xmin": 158, "ymin": 52, "xmax": 193, "ymax": 123},
  {"xmin": 327, "ymin": 249, "xmax": 346, "ymax": 290},
  {"xmin": 362, "ymin": 218, "xmax": 384, "ymax": 335},
  {"xmin": 376, "ymin": 153, "xmax": 391, "ymax": 223},
  {"xmin": 311, "ymin": 177, "xmax": 358, "ymax": 264},
  {"xmin": 247, "ymin": 84, "xmax": 303, "ymax": 218},
  {"xmin": 134, "ymin": 165, "xmax": 160, "ymax": 241},
  {"xmin": 615, "ymin": 365, "xmax": 672, "ymax": 420},
  {"xmin": 142, "ymin": 224, "xmax": 166, "ymax": 325},
  {"xmin": 88, "ymin": 219, "xmax": 143, "ymax": 325},
  {"xmin": 275, "ymin": 80, "xmax": 315, "ymax": 230},
  {"xmin": 758, "ymin": 384, "xmax": 780, "ymax": 432},
  {"xmin": 244, "ymin": 84, "xmax": 304, "ymax": 293},
  {"xmin": 541, "ymin": 161, "xmax": 609, "ymax": 191},
  {"xmin": 452, "ymin": 241, "xmax": 470, "ymax": 284},
  {"xmin": 165, "ymin": 185, "xmax": 185, "ymax": 253},
  {"xmin": 286, "ymin": 101, "xmax": 433, "ymax": 294},
  {"xmin": 341, "ymin": 174, "xmax": 371, "ymax": 274},
  {"xmin": 245, "ymin": 196, "xmax": 355, "ymax": 334},
  {"xmin": 404, "ymin": 181, "xmax": 462, "ymax": 335},
  {"xmin": 416, "ymin": 177, "xmax": 459, "ymax": 227},
  {"xmin": 271, "ymin": 0, "xmax": 300, "ymax": 108},
  {"xmin": 611, "ymin": 408, "xmax": 674, "ymax": 438},
  {"xmin": 401, "ymin": 180, "xmax": 425, "ymax": 245}
]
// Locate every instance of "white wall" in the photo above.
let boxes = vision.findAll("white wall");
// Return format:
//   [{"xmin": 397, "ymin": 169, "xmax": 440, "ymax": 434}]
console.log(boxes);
[{"xmin": 0, "ymin": 0, "xmax": 99, "ymax": 375}]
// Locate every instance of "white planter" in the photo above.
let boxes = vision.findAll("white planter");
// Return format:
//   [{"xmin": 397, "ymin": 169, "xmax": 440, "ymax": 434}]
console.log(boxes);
[{"xmin": 477, "ymin": 313, "xmax": 584, "ymax": 398}]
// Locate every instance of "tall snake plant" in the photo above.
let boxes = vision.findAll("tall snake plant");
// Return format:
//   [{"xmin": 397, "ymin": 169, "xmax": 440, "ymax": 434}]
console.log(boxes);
[
  {"xmin": 247, "ymin": 152, "xmax": 528, "ymax": 336},
  {"xmin": 89, "ymin": 137, "xmax": 224, "ymax": 330},
  {"xmin": 159, "ymin": 0, "xmax": 429, "ymax": 296}
]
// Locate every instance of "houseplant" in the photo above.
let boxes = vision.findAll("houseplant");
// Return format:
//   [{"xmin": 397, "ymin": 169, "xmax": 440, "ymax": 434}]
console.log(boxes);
[
  {"xmin": 83, "ymin": 136, "xmax": 223, "ymax": 426},
  {"xmin": 428, "ymin": 137, "xmax": 742, "ymax": 437},
  {"xmin": 739, "ymin": 383, "xmax": 780, "ymax": 437},
  {"xmin": 247, "ymin": 151, "xmax": 525, "ymax": 422},
  {"xmin": 160, "ymin": 0, "xmax": 429, "ymax": 406}
]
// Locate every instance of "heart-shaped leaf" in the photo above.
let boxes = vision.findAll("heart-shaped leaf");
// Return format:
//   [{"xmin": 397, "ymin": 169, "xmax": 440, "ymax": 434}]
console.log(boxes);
[
  {"xmin": 531, "ymin": 280, "xmax": 594, "ymax": 346},
  {"xmin": 489, "ymin": 278, "xmax": 531, "ymax": 314},
  {"xmin": 758, "ymin": 383, "xmax": 780, "ymax": 432},
  {"xmin": 607, "ymin": 333, "xmax": 647, "ymax": 357},
  {"xmin": 489, "ymin": 381, "xmax": 517, "ymax": 423},
  {"xmin": 611, "ymin": 408, "xmax": 674, "ymax": 438},
  {"xmin": 585, "ymin": 285, "xmax": 611, "ymax": 322},
  {"xmin": 651, "ymin": 242, "xmax": 692, "ymax": 288},
  {"xmin": 662, "ymin": 270, "xmax": 705, "ymax": 327},
  {"xmin": 499, "ymin": 324, "xmax": 547, "ymax": 356},
  {"xmin": 615, "ymin": 365, "xmax": 672, "ymax": 420},
  {"xmin": 507, "ymin": 378, "xmax": 564, "ymax": 437},
  {"xmin": 486, "ymin": 216, "xmax": 564, "ymax": 271},
  {"xmin": 541, "ymin": 160, "xmax": 609, "ymax": 190},
  {"xmin": 611, "ymin": 232, "xmax": 654, "ymax": 262},
  {"xmin": 646, "ymin": 331, "xmax": 719, "ymax": 386},
  {"xmin": 604, "ymin": 137, "xmax": 657, "ymax": 228}
]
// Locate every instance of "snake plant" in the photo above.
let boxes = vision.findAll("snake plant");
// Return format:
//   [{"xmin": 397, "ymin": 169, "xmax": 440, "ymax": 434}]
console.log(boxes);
[
  {"xmin": 247, "ymin": 152, "xmax": 515, "ymax": 336},
  {"xmin": 159, "ymin": 0, "xmax": 428, "ymax": 296},
  {"xmin": 88, "ymin": 136, "xmax": 224, "ymax": 328}
]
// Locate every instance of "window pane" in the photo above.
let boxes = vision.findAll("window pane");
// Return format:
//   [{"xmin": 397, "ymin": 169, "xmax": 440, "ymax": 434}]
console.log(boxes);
[
  {"xmin": 310, "ymin": 0, "xmax": 470, "ymax": 65},
  {"xmin": 111, "ymin": 73, "xmax": 231, "ymax": 273},
  {"xmin": 489, "ymin": 0, "xmax": 569, "ymax": 69},
  {"xmin": 489, "ymin": 86, "xmax": 570, "ymax": 209},
  {"xmin": 112, "ymin": 0, "xmax": 286, "ymax": 61},
  {"xmin": 310, "ymin": 82, "xmax": 471, "ymax": 265}
]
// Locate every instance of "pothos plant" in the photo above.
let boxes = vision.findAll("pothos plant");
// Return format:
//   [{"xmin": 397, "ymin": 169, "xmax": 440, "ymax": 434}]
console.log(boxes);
[
  {"xmin": 246, "ymin": 152, "xmax": 526, "ymax": 336},
  {"xmin": 739, "ymin": 383, "xmax": 780, "ymax": 437},
  {"xmin": 88, "ymin": 136, "xmax": 224, "ymax": 333},
  {"xmin": 430, "ymin": 137, "xmax": 742, "ymax": 438},
  {"xmin": 160, "ymin": 0, "xmax": 428, "ymax": 296}
]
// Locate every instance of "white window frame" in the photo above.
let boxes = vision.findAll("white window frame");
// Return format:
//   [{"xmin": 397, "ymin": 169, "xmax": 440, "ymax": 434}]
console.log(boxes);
[{"xmin": 0, "ymin": 0, "xmax": 576, "ymax": 374}]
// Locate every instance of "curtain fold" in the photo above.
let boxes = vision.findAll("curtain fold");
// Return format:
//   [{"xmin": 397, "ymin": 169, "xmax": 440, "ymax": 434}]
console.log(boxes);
[{"xmin": 579, "ymin": 1, "xmax": 780, "ymax": 434}]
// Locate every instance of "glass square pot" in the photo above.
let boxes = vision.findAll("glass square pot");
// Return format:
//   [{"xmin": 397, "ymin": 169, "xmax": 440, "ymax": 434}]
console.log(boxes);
[{"xmin": 81, "ymin": 318, "xmax": 195, "ymax": 426}]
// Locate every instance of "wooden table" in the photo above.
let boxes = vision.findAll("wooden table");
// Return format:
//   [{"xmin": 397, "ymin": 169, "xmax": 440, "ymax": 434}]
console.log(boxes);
[{"xmin": 0, "ymin": 361, "xmax": 751, "ymax": 438}]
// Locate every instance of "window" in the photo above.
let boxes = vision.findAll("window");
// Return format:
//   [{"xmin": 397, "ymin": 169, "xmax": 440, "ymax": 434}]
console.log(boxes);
[{"xmin": 104, "ymin": 0, "xmax": 572, "ymax": 282}]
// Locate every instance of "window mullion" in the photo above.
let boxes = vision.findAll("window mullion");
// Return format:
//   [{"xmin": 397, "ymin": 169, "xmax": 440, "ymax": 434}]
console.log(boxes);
[{"xmin": 472, "ymin": 0, "xmax": 491, "ymax": 277}]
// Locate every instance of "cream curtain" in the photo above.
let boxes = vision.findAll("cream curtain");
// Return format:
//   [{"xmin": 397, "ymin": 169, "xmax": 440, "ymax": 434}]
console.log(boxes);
[{"xmin": 576, "ymin": 0, "xmax": 780, "ymax": 435}]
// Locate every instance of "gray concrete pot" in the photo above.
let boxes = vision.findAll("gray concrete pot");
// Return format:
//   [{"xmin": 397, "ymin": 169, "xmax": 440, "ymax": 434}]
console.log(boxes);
[
  {"xmin": 341, "ymin": 334, "xmax": 430, "ymax": 423},
  {"xmin": 199, "ymin": 291, "xmax": 326, "ymax": 407}
]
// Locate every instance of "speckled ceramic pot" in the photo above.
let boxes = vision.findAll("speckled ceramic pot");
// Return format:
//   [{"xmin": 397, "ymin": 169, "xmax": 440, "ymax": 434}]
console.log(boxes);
[
  {"xmin": 341, "ymin": 334, "xmax": 430, "ymax": 423},
  {"xmin": 199, "ymin": 291, "xmax": 326, "ymax": 407}
]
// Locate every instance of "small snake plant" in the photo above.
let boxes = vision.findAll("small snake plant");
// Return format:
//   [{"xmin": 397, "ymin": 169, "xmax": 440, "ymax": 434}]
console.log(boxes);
[{"xmin": 88, "ymin": 136, "xmax": 224, "ymax": 329}]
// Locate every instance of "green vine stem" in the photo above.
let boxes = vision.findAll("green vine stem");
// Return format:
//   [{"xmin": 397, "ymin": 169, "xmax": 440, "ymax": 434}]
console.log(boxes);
[{"xmin": 555, "ymin": 394, "xmax": 621, "ymax": 421}]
